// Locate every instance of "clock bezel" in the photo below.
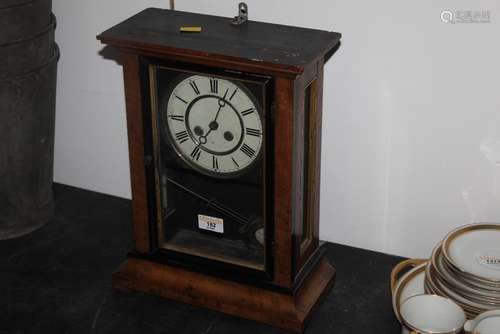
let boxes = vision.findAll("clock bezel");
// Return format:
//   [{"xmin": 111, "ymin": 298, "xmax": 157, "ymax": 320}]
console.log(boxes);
[{"xmin": 159, "ymin": 71, "xmax": 265, "ymax": 179}]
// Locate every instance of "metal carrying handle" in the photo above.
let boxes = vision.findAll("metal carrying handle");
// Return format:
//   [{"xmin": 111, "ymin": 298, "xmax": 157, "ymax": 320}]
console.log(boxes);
[{"xmin": 390, "ymin": 258, "xmax": 426, "ymax": 294}]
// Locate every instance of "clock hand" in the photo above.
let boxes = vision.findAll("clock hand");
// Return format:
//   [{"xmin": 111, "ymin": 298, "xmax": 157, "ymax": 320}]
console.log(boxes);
[
  {"xmin": 166, "ymin": 177, "xmax": 250, "ymax": 226},
  {"xmin": 197, "ymin": 133, "xmax": 209, "ymax": 145},
  {"xmin": 212, "ymin": 88, "xmax": 229, "ymax": 123},
  {"xmin": 195, "ymin": 89, "xmax": 229, "ymax": 145}
]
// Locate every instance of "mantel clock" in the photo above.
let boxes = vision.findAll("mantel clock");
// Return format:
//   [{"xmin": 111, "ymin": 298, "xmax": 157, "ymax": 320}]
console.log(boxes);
[{"xmin": 98, "ymin": 8, "xmax": 341, "ymax": 333}]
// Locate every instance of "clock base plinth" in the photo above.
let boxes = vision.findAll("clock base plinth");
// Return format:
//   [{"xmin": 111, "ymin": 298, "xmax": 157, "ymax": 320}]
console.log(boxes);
[{"xmin": 111, "ymin": 256, "xmax": 335, "ymax": 333}]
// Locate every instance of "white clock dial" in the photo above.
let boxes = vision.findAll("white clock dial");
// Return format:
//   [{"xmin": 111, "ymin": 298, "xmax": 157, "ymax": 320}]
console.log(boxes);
[{"xmin": 165, "ymin": 75, "xmax": 263, "ymax": 177}]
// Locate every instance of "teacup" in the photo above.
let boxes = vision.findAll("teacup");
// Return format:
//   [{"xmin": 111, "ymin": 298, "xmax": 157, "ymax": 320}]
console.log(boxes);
[
  {"xmin": 400, "ymin": 294, "xmax": 466, "ymax": 334},
  {"xmin": 464, "ymin": 309, "xmax": 500, "ymax": 334}
]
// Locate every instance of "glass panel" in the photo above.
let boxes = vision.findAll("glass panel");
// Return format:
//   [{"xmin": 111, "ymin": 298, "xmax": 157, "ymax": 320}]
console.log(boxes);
[
  {"xmin": 300, "ymin": 79, "xmax": 317, "ymax": 254},
  {"xmin": 150, "ymin": 65, "xmax": 267, "ymax": 271}
]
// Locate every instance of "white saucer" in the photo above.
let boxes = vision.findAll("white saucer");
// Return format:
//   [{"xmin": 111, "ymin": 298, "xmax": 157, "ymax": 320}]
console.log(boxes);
[{"xmin": 443, "ymin": 223, "xmax": 500, "ymax": 282}]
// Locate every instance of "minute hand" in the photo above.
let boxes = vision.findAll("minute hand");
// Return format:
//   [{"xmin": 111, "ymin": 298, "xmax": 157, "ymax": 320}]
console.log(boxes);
[
  {"xmin": 212, "ymin": 88, "xmax": 229, "ymax": 123},
  {"xmin": 198, "ymin": 89, "xmax": 229, "ymax": 142}
]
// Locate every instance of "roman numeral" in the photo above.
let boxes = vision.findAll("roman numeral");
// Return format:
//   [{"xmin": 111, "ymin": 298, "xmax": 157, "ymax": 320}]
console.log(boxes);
[
  {"xmin": 189, "ymin": 81, "xmax": 200, "ymax": 95},
  {"xmin": 212, "ymin": 156, "xmax": 219, "ymax": 170},
  {"xmin": 241, "ymin": 108, "xmax": 255, "ymax": 116},
  {"xmin": 169, "ymin": 115, "xmax": 184, "ymax": 122},
  {"xmin": 175, "ymin": 95, "xmax": 188, "ymax": 104},
  {"xmin": 245, "ymin": 128, "xmax": 261, "ymax": 137},
  {"xmin": 240, "ymin": 143, "xmax": 256, "ymax": 158},
  {"xmin": 229, "ymin": 88, "xmax": 238, "ymax": 101},
  {"xmin": 210, "ymin": 78, "xmax": 218, "ymax": 94},
  {"xmin": 231, "ymin": 157, "xmax": 239, "ymax": 167},
  {"xmin": 175, "ymin": 130, "xmax": 189, "ymax": 143},
  {"xmin": 190, "ymin": 146, "xmax": 202, "ymax": 161}
]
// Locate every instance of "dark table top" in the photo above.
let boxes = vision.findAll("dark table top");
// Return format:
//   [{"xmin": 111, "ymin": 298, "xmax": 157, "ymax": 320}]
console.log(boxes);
[
  {"xmin": 97, "ymin": 8, "xmax": 341, "ymax": 74},
  {"xmin": 0, "ymin": 184, "xmax": 404, "ymax": 334}
]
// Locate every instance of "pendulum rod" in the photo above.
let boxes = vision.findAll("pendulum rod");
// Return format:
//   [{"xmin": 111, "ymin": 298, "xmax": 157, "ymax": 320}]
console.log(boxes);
[{"xmin": 166, "ymin": 177, "xmax": 250, "ymax": 226}]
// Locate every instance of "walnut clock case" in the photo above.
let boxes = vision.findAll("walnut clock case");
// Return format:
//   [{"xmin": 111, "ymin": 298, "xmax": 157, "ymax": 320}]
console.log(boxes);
[{"xmin": 97, "ymin": 8, "xmax": 341, "ymax": 333}]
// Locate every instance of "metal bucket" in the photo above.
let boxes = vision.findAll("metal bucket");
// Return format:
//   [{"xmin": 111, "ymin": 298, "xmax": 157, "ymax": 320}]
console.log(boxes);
[
  {"xmin": 0, "ymin": 45, "xmax": 59, "ymax": 240},
  {"xmin": 0, "ymin": 14, "xmax": 56, "ymax": 79},
  {"xmin": 0, "ymin": 0, "xmax": 52, "ymax": 44}
]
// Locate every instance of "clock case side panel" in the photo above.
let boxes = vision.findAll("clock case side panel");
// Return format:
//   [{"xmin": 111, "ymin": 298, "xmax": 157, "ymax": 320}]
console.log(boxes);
[
  {"xmin": 272, "ymin": 59, "xmax": 327, "ymax": 288},
  {"xmin": 291, "ymin": 59, "xmax": 327, "ymax": 283},
  {"xmin": 133, "ymin": 55, "xmax": 281, "ymax": 288},
  {"xmin": 120, "ymin": 52, "xmax": 153, "ymax": 254}
]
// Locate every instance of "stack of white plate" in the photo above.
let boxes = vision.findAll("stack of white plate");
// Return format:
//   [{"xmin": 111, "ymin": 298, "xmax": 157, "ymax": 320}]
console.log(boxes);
[{"xmin": 424, "ymin": 223, "xmax": 500, "ymax": 318}]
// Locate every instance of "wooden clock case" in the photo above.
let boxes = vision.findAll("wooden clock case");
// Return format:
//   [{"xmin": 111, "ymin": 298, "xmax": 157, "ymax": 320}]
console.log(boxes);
[{"xmin": 97, "ymin": 8, "xmax": 341, "ymax": 333}]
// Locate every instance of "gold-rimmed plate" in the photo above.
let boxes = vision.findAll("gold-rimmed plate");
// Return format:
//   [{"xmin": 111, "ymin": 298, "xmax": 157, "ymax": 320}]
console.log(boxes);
[
  {"xmin": 425, "ymin": 261, "xmax": 497, "ymax": 318},
  {"xmin": 432, "ymin": 242, "xmax": 500, "ymax": 304},
  {"xmin": 443, "ymin": 257, "xmax": 500, "ymax": 291},
  {"xmin": 442, "ymin": 223, "xmax": 500, "ymax": 283}
]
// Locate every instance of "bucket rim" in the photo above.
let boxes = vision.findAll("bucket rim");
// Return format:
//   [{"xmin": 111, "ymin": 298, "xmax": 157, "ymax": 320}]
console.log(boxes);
[{"xmin": 0, "ymin": 13, "xmax": 56, "ymax": 47}]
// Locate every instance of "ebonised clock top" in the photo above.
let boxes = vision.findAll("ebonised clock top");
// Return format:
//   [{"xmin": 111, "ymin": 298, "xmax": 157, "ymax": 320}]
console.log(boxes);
[{"xmin": 97, "ymin": 8, "xmax": 341, "ymax": 76}]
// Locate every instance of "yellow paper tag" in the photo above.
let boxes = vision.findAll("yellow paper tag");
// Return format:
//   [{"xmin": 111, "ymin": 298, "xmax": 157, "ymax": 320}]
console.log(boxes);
[{"xmin": 180, "ymin": 26, "xmax": 202, "ymax": 33}]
